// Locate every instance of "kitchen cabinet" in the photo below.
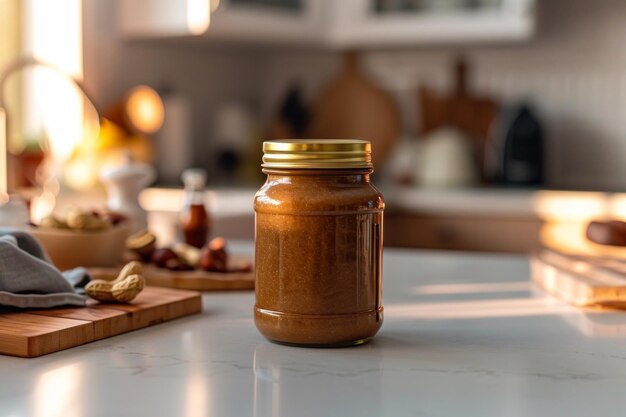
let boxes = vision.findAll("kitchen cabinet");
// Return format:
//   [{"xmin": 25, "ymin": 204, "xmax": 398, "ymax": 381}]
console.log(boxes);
[
  {"xmin": 384, "ymin": 210, "xmax": 543, "ymax": 253},
  {"xmin": 118, "ymin": 0, "xmax": 536, "ymax": 46},
  {"xmin": 329, "ymin": 0, "xmax": 535, "ymax": 47},
  {"xmin": 119, "ymin": 0, "xmax": 213, "ymax": 37},
  {"xmin": 118, "ymin": 0, "xmax": 325, "ymax": 42},
  {"xmin": 383, "ymin": 186, "xmax": 545, "ymax": 252},
  {"xmin": 208, "ymin": 0, "xmax": 326, "ymax": 45}
]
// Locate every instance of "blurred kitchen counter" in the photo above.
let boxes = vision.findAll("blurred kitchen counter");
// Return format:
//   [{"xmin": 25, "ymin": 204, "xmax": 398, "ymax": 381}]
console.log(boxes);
[
  {"xmin": 142, "ymin": 186, "xmax": 626, "ymax": 254},
  {"xmin": 52, "ymin": 186, "xmax": 626, "ymax": 254},
  {"xmin": 45, "ymin": 187, "xmax": 256, "ymax": 245},
  {"xmin": 384, "ymin": 187, "xmax": 626, "ymax": 253}
]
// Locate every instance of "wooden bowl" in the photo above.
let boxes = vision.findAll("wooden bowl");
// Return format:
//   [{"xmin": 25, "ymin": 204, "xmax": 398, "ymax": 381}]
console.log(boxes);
[{"xmin": 30, "ymin": 223, "xmax": 130, "ymax": 270}]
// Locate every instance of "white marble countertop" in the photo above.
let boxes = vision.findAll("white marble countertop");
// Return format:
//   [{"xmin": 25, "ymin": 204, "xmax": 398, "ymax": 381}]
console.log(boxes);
[{"xmin": 2, "ymin": 243, "xmax": 626, "ymax": 417}]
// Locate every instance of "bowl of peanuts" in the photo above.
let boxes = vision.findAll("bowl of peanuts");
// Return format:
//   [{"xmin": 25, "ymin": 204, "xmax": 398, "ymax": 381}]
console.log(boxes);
[{"xmin": 30, "ymin": 208, "xmax": 130, "ymax": 270}]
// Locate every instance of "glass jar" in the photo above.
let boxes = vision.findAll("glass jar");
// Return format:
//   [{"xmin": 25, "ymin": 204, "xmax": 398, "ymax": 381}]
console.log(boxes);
[{"xmin": 254, "ymin": 140, "xmax": 384, "ymax": 347}]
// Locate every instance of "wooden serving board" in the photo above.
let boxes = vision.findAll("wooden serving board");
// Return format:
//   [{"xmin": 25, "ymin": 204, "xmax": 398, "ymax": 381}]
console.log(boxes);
[
  {"xmin": 0, "ymin": 286, "xmax": 201, "ymax": 358},
  {"xmin": 89, "ymin": 264, "xmax": 254, "ymax": 291},
  {"xmin": 531, "ymin": 249, "xmax": 626, "ymax": 307}
]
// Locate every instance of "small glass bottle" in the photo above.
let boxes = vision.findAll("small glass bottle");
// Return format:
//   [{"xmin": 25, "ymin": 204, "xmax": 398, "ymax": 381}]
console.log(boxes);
[{"xmin": 180, "ymin": 169, "xmax": 211, "ymax": 248}]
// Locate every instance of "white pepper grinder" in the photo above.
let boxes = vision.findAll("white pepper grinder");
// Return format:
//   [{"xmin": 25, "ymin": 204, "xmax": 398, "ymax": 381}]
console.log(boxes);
[{"xmin": 100, "ymin": 154, "xmax": 156, "ymax": 233}]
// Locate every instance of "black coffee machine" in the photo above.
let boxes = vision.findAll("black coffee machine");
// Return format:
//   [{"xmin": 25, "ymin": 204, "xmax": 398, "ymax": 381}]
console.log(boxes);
[{"xmin": 493, "ymin": 104, "xmax": 544, "ymax": 186}]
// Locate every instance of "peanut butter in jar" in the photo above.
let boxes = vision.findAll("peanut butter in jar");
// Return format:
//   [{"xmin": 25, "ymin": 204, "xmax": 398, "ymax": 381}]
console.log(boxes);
[{"xmin": 254, "ymin": 139, "xmax": 384, "ymax": 347}]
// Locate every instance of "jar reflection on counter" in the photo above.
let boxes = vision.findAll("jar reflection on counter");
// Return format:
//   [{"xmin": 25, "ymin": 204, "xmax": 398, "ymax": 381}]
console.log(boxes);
[{"xmin": 254, "ymin": 140, "xmax": 384, "ymax": 347}]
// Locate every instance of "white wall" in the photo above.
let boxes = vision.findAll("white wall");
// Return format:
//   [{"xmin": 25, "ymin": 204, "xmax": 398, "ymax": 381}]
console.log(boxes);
[
  {"xmin": 82, "ymin": 0, "xmax": 261, "ymax": 170},
  {"xmin": 83, "ymin": 0, "xmax": 626, "ymax": 190}
]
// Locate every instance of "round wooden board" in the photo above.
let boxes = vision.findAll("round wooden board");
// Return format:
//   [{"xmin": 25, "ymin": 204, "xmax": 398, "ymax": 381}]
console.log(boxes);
[{"xmin": 89, "ymin": 261, "xmax": 254, "ymax": 291}]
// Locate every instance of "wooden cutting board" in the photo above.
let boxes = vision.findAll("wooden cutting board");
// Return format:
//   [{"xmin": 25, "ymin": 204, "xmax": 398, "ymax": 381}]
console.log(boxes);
[
  {"xmin": 0, "ymin": 286, "xmax": 201, "ymax": 358},
  {"xmin": 308, "ymin": 51, "xmax": 401, "ymax": 167},
  {"xmin": 531, "ymin": 249, "xmax": 626, "ymax": 307},
  {"xmin": 418, "ymin": 58, "xmax": 498, "ymax": 180},
  {"xmin": 89, "ymin": 264, "xmax": 254, "ymax": 291}
]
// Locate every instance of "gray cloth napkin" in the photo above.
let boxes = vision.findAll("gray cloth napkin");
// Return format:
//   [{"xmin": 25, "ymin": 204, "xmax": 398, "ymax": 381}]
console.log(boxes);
[{"xmin": 0, "ymin": 229, "xmax": 90, "ymax": 309}]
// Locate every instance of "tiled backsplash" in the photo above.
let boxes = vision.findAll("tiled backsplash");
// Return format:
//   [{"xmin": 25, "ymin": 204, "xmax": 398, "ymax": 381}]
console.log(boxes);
[
  {"xmin": 366, "ymin": 58, "xmax": 626, "ymax": 190},
  {"xmin": 362, "ymin": 0, "xmax": 626, "ymax": 190}
]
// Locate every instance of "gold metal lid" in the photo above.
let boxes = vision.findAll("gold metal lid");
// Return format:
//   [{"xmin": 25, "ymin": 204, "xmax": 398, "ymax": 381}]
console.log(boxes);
[{"xmin": 262, "ymin": 139, "xmax": 373, "ymax": 169}]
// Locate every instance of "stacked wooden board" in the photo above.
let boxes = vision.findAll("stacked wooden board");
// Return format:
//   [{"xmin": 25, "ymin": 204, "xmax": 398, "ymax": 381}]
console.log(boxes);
[
  {"xmin": 0, "ymin": 286, "xmax": 202, "ymax": 358},
  {"xmin": 531, "ymin": 249, "xmax": 626, "ymax": 308}
]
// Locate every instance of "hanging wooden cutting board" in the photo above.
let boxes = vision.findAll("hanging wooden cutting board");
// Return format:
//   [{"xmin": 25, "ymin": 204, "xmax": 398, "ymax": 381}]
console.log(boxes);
[
  {"xmin": 418, "ymin": 59, "xmax": 499, "ymax": 180},
  {"xmin": 419, "ymin": 59, "xmax": 499, "ymax": 141},
  {"xmin": 308, "ymin": 51, "xmax": 401, "ymax": 167},
  {"xmin": 0, "ymin": 286, "xmax": 201, "ymax": 357}
]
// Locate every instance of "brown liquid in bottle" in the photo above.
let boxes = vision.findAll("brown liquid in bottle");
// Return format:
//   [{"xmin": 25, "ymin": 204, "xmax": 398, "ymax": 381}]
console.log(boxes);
[
  {"xmin": 181, "ymin": 203, "xmax": 211, "ymax": 248},
  {"xmin": 180, "ymin": 169, "xmax": 211, "ymax": 248}
]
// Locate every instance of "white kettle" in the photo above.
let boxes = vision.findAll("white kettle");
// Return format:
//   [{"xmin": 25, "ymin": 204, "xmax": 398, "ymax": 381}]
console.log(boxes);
[{"xmin": 416, "ymin": 127, "xmax": 479, "ymax": 188}]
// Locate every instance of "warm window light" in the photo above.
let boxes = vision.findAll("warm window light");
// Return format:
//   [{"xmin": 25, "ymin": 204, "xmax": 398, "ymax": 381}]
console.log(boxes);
[
  {"xmin": 411, "ymin": 282, "xmax": 531, "ymax": 295},
  {"xmin": 532, "ymin": 191, "xmax": 609, "ymax": 222},
  {"xmin": 541, "ymin": 222, "xmax": 626, "ymax": 259},
  {"xmin": 533, "ymin": 191, "xmax": 626, "ymax": 257},
  {"xmin": 385, "ymin": 298, "xmax": 573, "ymax": 320},
  {"xmin": 185, "ymin": 370, "xmax": 209, "ymax": 417},
  {"xmin": 188, "ymin": 0, "xmax": 211, "ymax": 35},
  {"xmin": 30, "ymin": 186, "xmax": 56, "ymax": 223},
  {"xmin": 24, "ymin": 0, "xmax": 83, "ymax": 164},
  {"xmin": 125, "ymin": 85, "xmax": 165, "ymax": 134},
  {"xmin": 36, "ymin": 70, "xmax": 85, "ymax": 163},
  {"xmin": 609, "ymin": 195, "xmax": 626, "ymax": 221},
  {"xmin": 0, "ymin": 109, "xmax": 6, "ymax": 196},
  {"xmin": 34, "ymin": 363, "xmax": 83, "ymax": 417}
]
